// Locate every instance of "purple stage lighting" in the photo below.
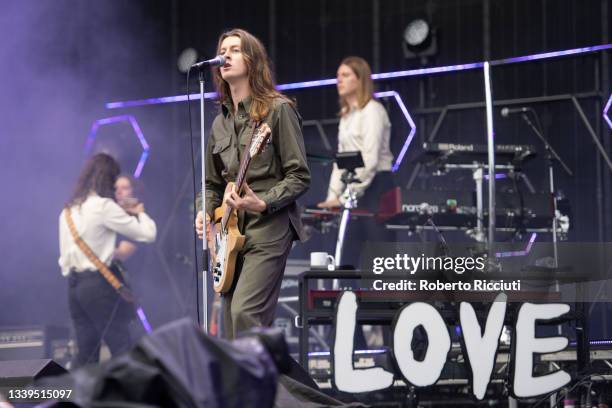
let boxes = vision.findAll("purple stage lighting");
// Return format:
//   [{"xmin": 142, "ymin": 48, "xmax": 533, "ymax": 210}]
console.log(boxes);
[
  {"xmin": 277, "ymin": 78, "xmax": 337, "ymax": 91},
  {"xmin": 584, "ymin": 339, "xmax": 612, "ymax": 346},
  {"xmin": 106, "ymin": 92, "xmax": 218, "ymax": 110},
  {"xmin": 495, "ymin": 233, "xmax": 538, "ymax": 258},
  {"xmin": 101, "ymin": 43, "xmax": 611, "ymax": 173},
  {"xmin": 604, "ymin": 93, "xmax": 612, "ymax": 130},
  {"xmin": 373, "ymin": 62, "xmax": 484, "ymax": 80},
  {"xmin": 105, "ymin": 44, "xmax": 611, "ymax": 110},
  {"xmin": 86, "ymin": 115, "xmax": 150, "ymax": 178},
  {"xmin": 374, "ymin": 91, "xmax": 416, "ymax": 172},
  {"xmin": 136, "ymin": 306, "xmax": 153, "ymax": 334},
  {"xmin": 308, "ymin": 349, "xmax": 387, "ymax": 357},
  {"xmin": 484, "ymin": 173, "xmax": 507, "ymax": 180},
  {"xmin": 569, "ymin": 339, "xmax": 612, "ymax": 347},
  {"xmin": 490, "ymin": 44, "xmax": 612, "ymax": 66}
]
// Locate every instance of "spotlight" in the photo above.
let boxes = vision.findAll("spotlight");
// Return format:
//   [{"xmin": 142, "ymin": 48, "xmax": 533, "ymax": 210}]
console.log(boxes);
[
  {"xmin": 177, "ymin": 47, "xmax": 198, "ymax": 73},
  {"xmin": 402, "ymin": 18, "xmax": 437, "ymax": 61}
]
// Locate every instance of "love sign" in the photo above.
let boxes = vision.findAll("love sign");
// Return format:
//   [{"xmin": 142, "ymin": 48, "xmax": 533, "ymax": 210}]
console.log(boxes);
[{"xmin": 332, "ymin": 291, "xmax": 571, "ymax": 399}]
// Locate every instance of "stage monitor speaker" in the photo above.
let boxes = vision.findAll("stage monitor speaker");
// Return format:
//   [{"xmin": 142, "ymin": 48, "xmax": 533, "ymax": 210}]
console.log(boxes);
[
  {"xmin": 0, "ymin": 359, "xmax": 67, "ymax": 388},
  {"xmin": 0, "ymin": 325, "xmax": 71, "ymax": 364}
]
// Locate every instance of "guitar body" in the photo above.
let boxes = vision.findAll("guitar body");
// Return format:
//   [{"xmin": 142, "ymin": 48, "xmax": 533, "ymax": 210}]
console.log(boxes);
[{"xmin": 210, "ymin": 200, "xmax": 245, "ymax": 293}]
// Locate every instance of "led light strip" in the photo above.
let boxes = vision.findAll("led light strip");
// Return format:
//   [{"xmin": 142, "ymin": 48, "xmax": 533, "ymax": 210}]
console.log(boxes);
[
  {"xmin": 309, "ymin": 349, "xmax": 387, "ymax": 357},
  {"xmin": 101, "ymin": 44, "xmax": 611, "ymax": 175},
  {"xmin": 374, "ymin": 91, "xmax": 416, "ymax": 172},
  {"xmin": 105, "ymin": 44, "xmax": 612, "ymax": 110},
  {"xmin": 604, "ymin": 93, "xmax": 612, "ymax": 130},
  {"xmin": 86, "ymin": 115, "xmax": 150, "ymax": 178},
  {"xmin": 495, "ymin": 233, "xmax": 538, "ymax": 258}
]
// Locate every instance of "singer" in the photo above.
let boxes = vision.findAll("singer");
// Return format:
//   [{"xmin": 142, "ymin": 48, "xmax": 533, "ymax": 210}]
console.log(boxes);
[{"xmin": 195, "ymin": 28, "xmax": 310, "ymax": 339}]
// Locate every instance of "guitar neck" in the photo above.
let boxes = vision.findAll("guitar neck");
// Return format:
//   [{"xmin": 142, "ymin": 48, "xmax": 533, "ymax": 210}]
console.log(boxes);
[
  {"xmin": 220, "ymin": 152, "xmax": 252, "ymax": 231},
  {"xmin": 234, "ymin": 153, "xmax": 251, "ymax": 193}
]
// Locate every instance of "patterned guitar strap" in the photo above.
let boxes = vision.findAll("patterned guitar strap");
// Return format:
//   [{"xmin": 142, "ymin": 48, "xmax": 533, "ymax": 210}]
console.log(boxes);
[
  {"xmin": 226, "ymin": 119, "xmax": 260, "ymax": 225},
  {"xmin": 64, "ymin": 208, "xmax": 134, "ymax": 303},
  {"xmin": 238, "ymin": 119, "xmax": 261, "ymax": 171}
]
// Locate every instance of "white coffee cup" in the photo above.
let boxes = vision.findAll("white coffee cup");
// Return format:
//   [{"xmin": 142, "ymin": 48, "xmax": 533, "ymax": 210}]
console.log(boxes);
[{"xmin": 310, "ymin": 252, "xmax": 335, "ymax": 270}]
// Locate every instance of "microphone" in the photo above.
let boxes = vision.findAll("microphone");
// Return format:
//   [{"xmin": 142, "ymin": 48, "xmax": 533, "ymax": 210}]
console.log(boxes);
[
  {"xmin": 500, "ymin": 106, "xmax": 531, "ymax": 117},
  {"xmin": 191, "ymin": 55, "xmax": 226, "ymax": 69}
]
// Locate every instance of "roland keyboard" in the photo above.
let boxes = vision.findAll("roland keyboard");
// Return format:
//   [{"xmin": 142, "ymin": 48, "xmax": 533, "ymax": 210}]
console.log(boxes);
[{"xmin": 422, "ymin": 142, "xmax": 536, "ymax": 164}]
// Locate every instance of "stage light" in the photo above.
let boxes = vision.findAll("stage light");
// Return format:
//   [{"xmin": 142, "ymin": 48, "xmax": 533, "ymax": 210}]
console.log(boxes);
[
  {"xmin": 402, "ymin": 18, "xmax": 437, "ymax": 60},
  {"xmin": 404, "ymin": 19, "xmax": 430, "ymax": 47},
  {"xmin": 177, "ymin": 47, "xmax": 198, "ymax": 73}
]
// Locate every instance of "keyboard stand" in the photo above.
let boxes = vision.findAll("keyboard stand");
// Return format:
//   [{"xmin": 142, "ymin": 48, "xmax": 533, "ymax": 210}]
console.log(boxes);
[{"xmin": 333, "ymin": 171, "xmax": 359, "ymax": 289}]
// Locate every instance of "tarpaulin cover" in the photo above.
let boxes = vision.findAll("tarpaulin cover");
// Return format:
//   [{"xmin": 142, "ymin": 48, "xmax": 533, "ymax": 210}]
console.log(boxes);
[{"xmin": 38, "ymin": 318, "xmax": 278, "ymax": 408}]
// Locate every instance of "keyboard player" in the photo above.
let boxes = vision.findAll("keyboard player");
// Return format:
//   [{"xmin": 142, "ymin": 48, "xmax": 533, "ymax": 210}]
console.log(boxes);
[{"xmin": 317, "ymin": 56, "xmax": 395, "ymax": 267}]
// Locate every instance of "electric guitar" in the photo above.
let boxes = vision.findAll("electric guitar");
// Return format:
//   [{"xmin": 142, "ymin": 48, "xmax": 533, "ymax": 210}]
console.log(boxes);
[{"xmin": 210, "ymin": 122, "xmax": 272, "ymax": 293}]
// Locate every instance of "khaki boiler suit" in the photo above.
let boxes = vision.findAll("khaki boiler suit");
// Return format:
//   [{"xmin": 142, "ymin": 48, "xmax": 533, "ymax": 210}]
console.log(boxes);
[{"xmin": 201, "ymin": 96, "xmax": 310, "ymax": 339}]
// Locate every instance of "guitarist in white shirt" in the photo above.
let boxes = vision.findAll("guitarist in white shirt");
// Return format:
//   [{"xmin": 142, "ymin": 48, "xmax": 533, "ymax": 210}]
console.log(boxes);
[{"xmin": 59, "ymin": 154, "xmax": 156, "ymax": 366}]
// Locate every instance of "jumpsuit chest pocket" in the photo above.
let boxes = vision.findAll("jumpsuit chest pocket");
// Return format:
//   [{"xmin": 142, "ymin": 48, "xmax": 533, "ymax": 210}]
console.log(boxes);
[{"xmin": 212, "ymin": 137, "xmax": 236, "ymax": 172}]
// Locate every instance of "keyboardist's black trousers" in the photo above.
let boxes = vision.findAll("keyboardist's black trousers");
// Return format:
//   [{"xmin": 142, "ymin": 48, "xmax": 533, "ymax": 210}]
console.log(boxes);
[{"xmin": 342, "ymin": 171, "xmax": 396, "ymax": 268}]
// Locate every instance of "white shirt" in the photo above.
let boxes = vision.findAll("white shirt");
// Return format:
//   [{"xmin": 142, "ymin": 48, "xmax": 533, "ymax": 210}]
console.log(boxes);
[
  {"xmin": 58, "ymin": 193, "xmax": 157, "ymax": 276},
  {"xmin": 326, "ymin": 99, "xmax": 393, "ymax": 203}
]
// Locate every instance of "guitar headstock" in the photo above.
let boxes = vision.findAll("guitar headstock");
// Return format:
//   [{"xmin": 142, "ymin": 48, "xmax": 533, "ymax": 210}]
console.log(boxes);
[{"xmin": 249, "ymin": 123, "xmax": 272, "ymax": 158}]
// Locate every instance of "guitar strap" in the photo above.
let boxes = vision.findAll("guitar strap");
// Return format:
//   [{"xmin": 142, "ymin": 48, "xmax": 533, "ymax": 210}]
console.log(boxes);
[
  {"xmin": 238, "ymin": 119, "xmax": 260, "ymax": 169},
  {"xmin": 235, "ymin": 120, "xmax": 260, "ymax": 233},
  {"xmin": 64, "ymin": 207, "xmax": 134, "ymax": 303}
]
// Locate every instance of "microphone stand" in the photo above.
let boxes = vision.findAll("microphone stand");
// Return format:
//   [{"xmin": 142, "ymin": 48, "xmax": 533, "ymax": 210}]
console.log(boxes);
[
  {"xmin": 194, "ymin": 57, "xmax": 225, "ymax": 337},
  {"xmin": 520, "ymin": 112, "xmax": 573, "ymax": 269},
  {"xmin": 199, "ymin": 69, "xmax": 210, "ymax": 334},
  {"xmin": 520, "ymin": 111, "xmax": 576, "ymax": 342},
  {"xmin": 521, "ymin": 112, "xmax": 573, "ymax": 176}
]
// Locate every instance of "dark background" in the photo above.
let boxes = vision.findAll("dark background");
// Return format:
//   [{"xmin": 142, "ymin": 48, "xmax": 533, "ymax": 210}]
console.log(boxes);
[{"xmin": 0, "ymin": 0, "xmax": 609, "ymax": 337}]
